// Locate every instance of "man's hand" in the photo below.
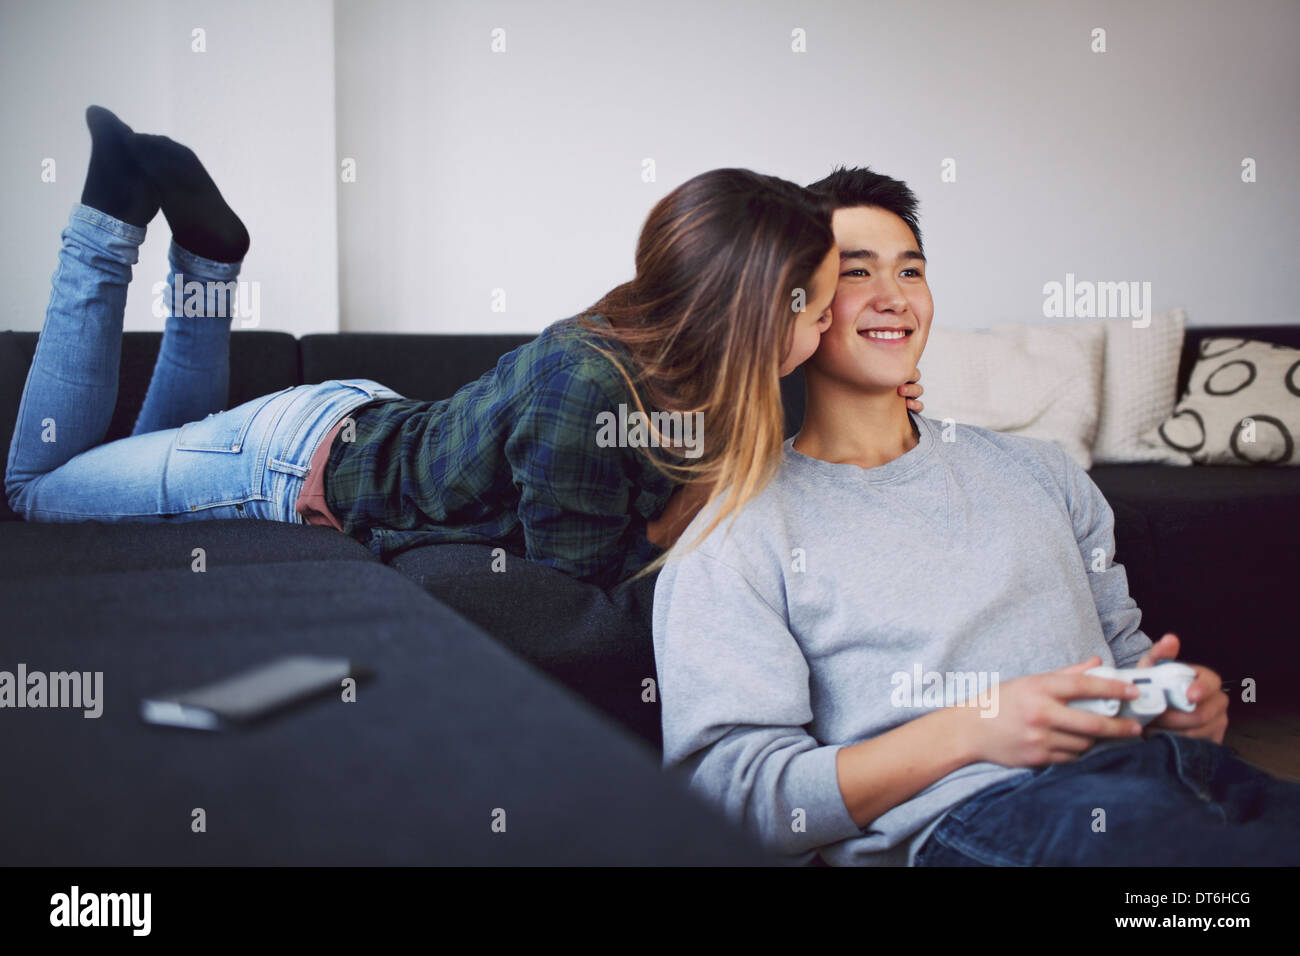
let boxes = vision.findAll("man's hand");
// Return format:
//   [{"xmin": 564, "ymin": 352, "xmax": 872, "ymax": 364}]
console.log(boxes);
[
  {"xmin": 1135, "ymin": 632, "xmax": 1229, "ymax": 744},
  {"xmin": 963, "ymin": 657, "xmax": 1144, "ymax": 768},
  {"xmin": 899, "ymin": 366, "xmax": 924, "ymax": 412}
]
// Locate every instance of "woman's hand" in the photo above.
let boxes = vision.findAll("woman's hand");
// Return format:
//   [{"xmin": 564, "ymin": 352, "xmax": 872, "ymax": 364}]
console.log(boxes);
[{"xmin": 899, "ymin": 367, "xmax": 924, "ymax": 412}]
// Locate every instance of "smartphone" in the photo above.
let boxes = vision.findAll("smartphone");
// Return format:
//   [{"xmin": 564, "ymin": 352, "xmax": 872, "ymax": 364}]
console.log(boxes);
[{"xmin": 140, "ymin": 655, "xmax": 371, "ymax": 731}]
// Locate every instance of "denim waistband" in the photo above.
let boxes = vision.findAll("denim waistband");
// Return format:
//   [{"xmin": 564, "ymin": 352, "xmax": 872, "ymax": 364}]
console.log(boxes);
[{"xmin": 267, "ymin": 379, "xmax": 404, "ymax": 485}]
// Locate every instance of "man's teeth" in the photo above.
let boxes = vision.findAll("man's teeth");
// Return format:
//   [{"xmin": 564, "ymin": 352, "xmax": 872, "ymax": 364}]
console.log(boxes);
[{"xmin": 863, "ymin": 329, "xmax": 908, "ymax": 340}]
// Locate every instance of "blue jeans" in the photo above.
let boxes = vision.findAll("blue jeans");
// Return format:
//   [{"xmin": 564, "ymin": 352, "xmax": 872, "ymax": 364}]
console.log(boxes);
[
  {"xmin": 5, "ymin": 204, "xmax": 402, "ymax": 525},
  {"xmin": 914, "ymin": 732, "xmax": 1300, "ymax": 866}
]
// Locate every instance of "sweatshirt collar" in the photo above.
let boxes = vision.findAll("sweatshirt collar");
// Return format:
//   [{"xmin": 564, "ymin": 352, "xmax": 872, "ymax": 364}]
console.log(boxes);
[{"xmin": 784, "ymin": 411, "xmax": 936, "ymax": 484}]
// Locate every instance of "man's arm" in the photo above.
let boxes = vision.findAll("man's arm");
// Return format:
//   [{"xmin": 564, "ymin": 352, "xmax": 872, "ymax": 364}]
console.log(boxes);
[
  {"xmin": 1056, "ymin": 446, "xmax": 1153, "ymax": 668},
  {"xmin": 654, "ymin": 545, "xmax": 981, "ymax": 859},
  {"xmin": 834, "ymin": 708, "xmax": 981, "ymax": 829}
]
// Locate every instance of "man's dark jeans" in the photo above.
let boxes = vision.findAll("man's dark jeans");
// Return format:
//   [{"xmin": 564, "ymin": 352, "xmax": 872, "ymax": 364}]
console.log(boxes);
[{"xmin": 915, "ymin": 732, "xmax": 1300, "ymax": 866}]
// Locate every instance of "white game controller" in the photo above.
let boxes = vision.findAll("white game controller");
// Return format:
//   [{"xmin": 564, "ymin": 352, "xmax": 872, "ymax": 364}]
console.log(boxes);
[{"xmin": 1069, "ymin": 661, "xmax": 1198, "ymax": 726}]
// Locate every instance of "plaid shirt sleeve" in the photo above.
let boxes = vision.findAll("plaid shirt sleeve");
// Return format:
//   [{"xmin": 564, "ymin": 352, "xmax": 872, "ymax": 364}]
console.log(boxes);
[{"xmin": 503, "ymin": 356, "xmax": 641, "ymax": 589}]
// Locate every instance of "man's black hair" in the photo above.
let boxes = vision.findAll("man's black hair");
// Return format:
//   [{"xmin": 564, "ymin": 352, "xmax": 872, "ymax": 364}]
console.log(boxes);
[{"xmin": 805, "ymin": 165, "xmax": 924, "ymax": 256}]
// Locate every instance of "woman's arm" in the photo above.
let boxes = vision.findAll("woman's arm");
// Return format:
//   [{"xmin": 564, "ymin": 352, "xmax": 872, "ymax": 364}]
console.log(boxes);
[
  {"xmin": 645, "ymin": 480, "xmax": 714, "ymax": 550},
  {"xmin": 504, "ymin": 363, "xmax": 638, "ymax": 588}
]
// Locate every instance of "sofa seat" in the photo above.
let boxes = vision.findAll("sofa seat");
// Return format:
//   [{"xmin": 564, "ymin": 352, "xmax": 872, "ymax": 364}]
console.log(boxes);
[
  {"xmin": 390, "ymin": 542, "xmax": 664, "ymax": 750},
  {"xmin": 0, "ymin": 520, "xmax": 766, "ymax": 865}
]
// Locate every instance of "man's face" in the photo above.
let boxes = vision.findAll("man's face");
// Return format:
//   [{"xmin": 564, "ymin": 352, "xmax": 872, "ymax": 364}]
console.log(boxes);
[{"xmin": 807, "ymin": 205, "xmax": 933, "ymax": 391}]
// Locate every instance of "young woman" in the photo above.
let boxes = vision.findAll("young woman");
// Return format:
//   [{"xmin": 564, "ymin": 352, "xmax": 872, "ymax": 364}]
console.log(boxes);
[{"xmin": 4, "ymin": 107, "xmax": 925, "ymax": 590}]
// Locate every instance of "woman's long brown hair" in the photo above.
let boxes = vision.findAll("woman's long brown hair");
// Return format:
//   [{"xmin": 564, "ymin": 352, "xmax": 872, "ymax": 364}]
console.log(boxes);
[{"xmin": 576, "ymin": 167, "xmax": 834, "ymax": 580}]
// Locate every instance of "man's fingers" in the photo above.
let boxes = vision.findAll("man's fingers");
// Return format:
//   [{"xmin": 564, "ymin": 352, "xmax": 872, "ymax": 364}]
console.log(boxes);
[
  {"xmin": 1151, "ymin": 691, "xmax": 1229, "ymax": 731},
  {"xmin": 1137, "ymin": 632, "xmax": 1180, "ymax": 667},
  {"xmin": 1185, "ymin": 669, "xmax": 1218, "ymax": 705},
  {"xmin": 1047, "ymin": 671, "xmax": 1139, "ymax": 702},
  {"xmin": 1052, "ymin": 701, "xmax": 1143, "ymax": 739},
  {"xmin": 1046, "ymin": 730, "xmax": 1098, "ymax": 754}
]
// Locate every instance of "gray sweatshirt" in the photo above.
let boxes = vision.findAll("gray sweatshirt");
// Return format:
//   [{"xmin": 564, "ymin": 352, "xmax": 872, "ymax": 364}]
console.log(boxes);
[{"xmin": 652, "ymin": 412, "xmax": 1152, "ymax": 866}]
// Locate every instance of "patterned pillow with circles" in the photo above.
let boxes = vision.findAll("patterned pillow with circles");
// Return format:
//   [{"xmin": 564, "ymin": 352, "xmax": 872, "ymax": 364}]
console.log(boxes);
[{"xmin": 1137, "ymin": 337, "xmax": 1300, "ymax": 465}]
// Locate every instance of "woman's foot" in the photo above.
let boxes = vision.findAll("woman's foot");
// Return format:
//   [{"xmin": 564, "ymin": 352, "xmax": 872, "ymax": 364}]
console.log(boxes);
[
  {"xmin": 128, "ymin": 130, "xmax": 251, "ymax": 263},
  {"xmin": 80, "ymin": 106, "xmax": 161, "ymax": 228}
]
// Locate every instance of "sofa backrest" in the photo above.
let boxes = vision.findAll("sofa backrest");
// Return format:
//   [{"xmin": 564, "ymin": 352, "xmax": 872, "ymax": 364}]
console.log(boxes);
[
  {"xmin": 299, "ymin": 332, "xmax": 537, "ymax": 403},
  {"xmin": 2, "ymin": 323, "xmax": 1297, "ymax": 521}
]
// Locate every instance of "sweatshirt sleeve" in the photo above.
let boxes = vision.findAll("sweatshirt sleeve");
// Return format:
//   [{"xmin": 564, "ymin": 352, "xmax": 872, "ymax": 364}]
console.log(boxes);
[
  {"xmin": 1055, "ymin": 446, "xmax": 1153, "ymax": 669},
  {"xmin": 652, "ymin": 546, "xmax": 867, "ymax": 863}
]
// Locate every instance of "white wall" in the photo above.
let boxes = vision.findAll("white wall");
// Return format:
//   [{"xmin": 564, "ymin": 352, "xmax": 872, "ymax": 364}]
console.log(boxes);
[
  {"xmin": 6, "ymin": 1, "xmax": 1297, "ymax": 337},
  {"xmin": 1, "ymin": 0, "xmax": 338, "ymax": 334},
  {"xmin": 334, "ymin": 0, "xmax": 1300, "ymax": 334}
]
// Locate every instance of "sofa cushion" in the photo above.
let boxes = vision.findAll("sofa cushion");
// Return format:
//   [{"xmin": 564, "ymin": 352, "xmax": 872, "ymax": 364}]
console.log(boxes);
[
  {"xmin": 0, "ymin": 557, "xmax": 765, "ymax": 864},
  {"xmin": 910, "ymin": 320, "xmax": 1107, "ymax": 467},
  {"xmin": 389, "ymin": 542, "xmax": 663, "ymax": 750},
  {"xmin": 1093, "ymin": 308, "xmax": 1190, "ymax": 464},
  {"xmin": 1178, "ymin": 325, "xmax": 1300, "ymax": 394},
  {"xmin": 0, "ymin": 519, "xmax": 376, "ymax": 578},
  {"xmin": 1142, "ymin": 337, "xmax": 1300, "ymax": 465}
]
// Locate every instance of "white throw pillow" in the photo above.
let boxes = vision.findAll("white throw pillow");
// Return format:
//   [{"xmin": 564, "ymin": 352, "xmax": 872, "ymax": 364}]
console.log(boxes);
[
  {"xmin": 1093, "ymin": 308, "xmax": 1192, "ymax": 465},
  {"xmin": 918, "ymin": 321, "xmax": 1106, "ymax": 468},
  {"xmin": 1138, "ymin": 337, "xmax": 1300, "ymax": 465}
]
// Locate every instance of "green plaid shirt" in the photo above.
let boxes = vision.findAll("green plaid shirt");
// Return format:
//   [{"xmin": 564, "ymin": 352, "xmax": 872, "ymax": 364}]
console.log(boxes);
[{"xmin": 324, "ymin": 314, "xmax": 677, "ymax": 588}]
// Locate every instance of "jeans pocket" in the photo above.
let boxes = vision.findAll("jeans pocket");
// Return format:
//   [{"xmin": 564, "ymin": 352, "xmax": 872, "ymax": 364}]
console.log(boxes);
[
  {"xmin": 946, "ymin": 770, "xmax": 1042, "ymax": 827},
  {"xmin": 175, "ymin": 387, "xmax": 294, "ymax": 453}
]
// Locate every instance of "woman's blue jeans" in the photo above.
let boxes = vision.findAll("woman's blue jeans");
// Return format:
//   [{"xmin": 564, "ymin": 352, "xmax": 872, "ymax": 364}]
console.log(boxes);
[
  {"xmin": 914, "ymin": 732, "xmax": 1300, "ymax": 866},
  {"xmin": 4, "ymin": 204, "xmax": 402, "ymax": 525}
]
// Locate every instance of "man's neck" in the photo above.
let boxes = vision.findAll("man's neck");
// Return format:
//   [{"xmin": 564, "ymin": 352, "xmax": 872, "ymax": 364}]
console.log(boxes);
[{"xmin": 792, "ymin": 375, "xmax": 918, "ymax": 470}]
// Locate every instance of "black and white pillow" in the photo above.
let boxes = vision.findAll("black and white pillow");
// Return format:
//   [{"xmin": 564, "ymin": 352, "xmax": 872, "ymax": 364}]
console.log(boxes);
[{"xmin": 1139, "ymin": 337, "xmax": 1300, "ymax": 465}]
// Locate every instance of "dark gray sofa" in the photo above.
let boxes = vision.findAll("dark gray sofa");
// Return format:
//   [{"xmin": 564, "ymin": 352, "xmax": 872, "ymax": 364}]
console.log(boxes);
[
  {"xmin": 0, "ymin": 328, "xmax": 768, "ymax": 865},
  {"xmin": 2, "ymin": 322, "xmax": 1296, "ymax": 865}
]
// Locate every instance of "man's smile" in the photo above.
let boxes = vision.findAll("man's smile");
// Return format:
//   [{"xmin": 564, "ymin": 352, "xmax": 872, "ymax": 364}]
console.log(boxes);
[{"xmin": 858, "ymin": 326, "xmax": 915, "ymax": 344}]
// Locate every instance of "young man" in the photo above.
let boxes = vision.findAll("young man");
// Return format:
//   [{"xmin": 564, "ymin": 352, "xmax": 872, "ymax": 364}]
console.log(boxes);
[{"xmin": 651, "ymin": 166, "xmax": 1300, "ymax": 866}]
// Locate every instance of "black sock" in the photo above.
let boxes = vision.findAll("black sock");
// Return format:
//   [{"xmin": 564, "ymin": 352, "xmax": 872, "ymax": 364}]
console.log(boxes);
[
  {"xmin": 128, "ymin": 131, "xmax": 250, "ymax": 263},
  {"xmin": 79, "ymin": 106, "xmax": 161, "ymax": 228}
]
